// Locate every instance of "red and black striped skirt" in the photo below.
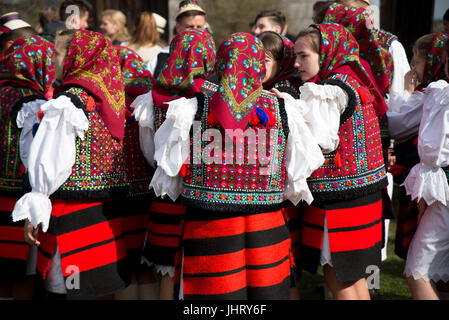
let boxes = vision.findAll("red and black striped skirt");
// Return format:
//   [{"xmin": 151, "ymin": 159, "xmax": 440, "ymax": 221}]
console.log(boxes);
[
  {"xmin": 0, "ymin": 196, "xmax": 31, "ymax": 281},
  {"xmin": 143, "ymin": 197, "xmax": 185, "ymax": 268},
  {"xmin": 394, "ymin": 187, "xmax": 418, "ymax": 259},
  {"xmin": 36, "ymin": 198, "xmax": 131, "ymax": 299},
  {"xmin": 298, "ymin": 192, "xmax": 383, "ymax": 283},
  {"xmin": 176, "ymin": 209, "xmax": 291, "ymax": 300},
  {"xmin": 282, "ymin": 205, "xmax": 303, "ymax": 287}
]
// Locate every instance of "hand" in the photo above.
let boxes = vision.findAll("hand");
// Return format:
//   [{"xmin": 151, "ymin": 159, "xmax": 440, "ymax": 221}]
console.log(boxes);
[
  {"xmin": 387, "ymin": 147, "xmax": 396, "ymax": 168},
  {"xmin": 24, "ymin": 220, "xmax": 41, "ymax": 246},
  {"xmin": 404, "ymin": 69, "xmax": 418, "ymax": 94},
  {"xmin": 416, "ymin": 198, "xmax": 427, "ymax": 225},
  {"xmin": 270, "ymin": 88, "xmax": 285, "ymax": 99}
]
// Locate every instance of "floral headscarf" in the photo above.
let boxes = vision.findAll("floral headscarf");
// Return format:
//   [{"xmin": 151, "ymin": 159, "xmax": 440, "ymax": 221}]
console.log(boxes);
[
  {"xmin": 324, "ymin": 3, "xmax": 394, "ymax": 95},
  {"xmin": 210, "ymin": 32, "xmax": 266, "ymax": 130},
  {"xmin": 152, "ymin": 29, "xmax": 216, "ymax": 109},
  {"xmin": 416, "ymin": 32, "xmax": 449, "ymax": 91},
  {"xmin": 115, "ymin": 45, "xmax": 154, "ymax": 99},
  {"xmin": 262, "ymin": 34, "xmax": 301, "ymax": 91},
  {"xmin": 61, "ymin": 30, "xmax": 126, "ymax": 140},
  {"xmin": 313, "ymin": 23, "xmax": 388, "ymax": 115},
  {"xmin": 0, "ymin": 35, "xmax": 55, "ymax": 95}
]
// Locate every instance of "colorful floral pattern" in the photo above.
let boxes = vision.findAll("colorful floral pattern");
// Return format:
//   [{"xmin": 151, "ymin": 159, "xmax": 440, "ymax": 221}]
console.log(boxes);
[
  {"xmin": 182, "ymin": 87, "xmax": 287, "ymax": 209},
  {"xmin": 210, "ymin": 32, "xmax": 265, "ymax": 130},
  {"xmin": 314, "ymin": 22, "xmax": 388, "ymax": 116},
  {"xmin": 324, "ymin": 3, "xmax": 394, "ymax": 94},
  {"xmin": 0, "ymin": 35, "xmax": 55, "ymax": 95},
  {"xmin": 62, "ymin": 30, "xmax": 126, "ymax": 141},
  {"xmin": 263, "ymin": 34, "xmax": 301, "ymax": 90},
  {"xmin": 417, "ymin": 32, "xmax": 449, "ymax": 91},
  {"xmin": 115, "ymin": 45, "xmax": 153, "ymax": 100},
  {"xmin": 0, "ymin": 86, "xmax": 36, "ymax": 196},
  {"xmin": 307, "ymin": 73, "xmax": 387, "ymax": 200},
  {"xmin": 157, "ymin": 29, "xmax": 216, "ymax": 97},
  {"xmin": 54, "ymin": 87, "xmax": 128, "ymax": 198}
]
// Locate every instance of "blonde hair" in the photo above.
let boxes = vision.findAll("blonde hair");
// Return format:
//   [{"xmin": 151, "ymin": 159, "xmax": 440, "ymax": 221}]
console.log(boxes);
[
  {"xmin": 100, "ymin": 9, "xmax": 130, "ymax": 43},
  {"xmin": 128, "ymin": 12, "xmax": 160, "ymax": 49}
]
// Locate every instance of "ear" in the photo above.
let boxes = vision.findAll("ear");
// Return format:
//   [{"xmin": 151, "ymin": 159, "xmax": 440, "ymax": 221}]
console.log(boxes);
[
  {"xmin": 6, "ymin": 40, "xmax": 14, "ymax": 51},
  {"xmin": 273, "ymin": 25, "xmax": 282, "ymax": 34}
]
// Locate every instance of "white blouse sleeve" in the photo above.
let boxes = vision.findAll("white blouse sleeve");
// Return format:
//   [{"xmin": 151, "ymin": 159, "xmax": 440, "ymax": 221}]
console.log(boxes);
[
  {"xmin": 150, "ymin": 97, "xmax": 198, "ymax": 201},
  {"xmin": 298, "ymin": 82, "xmax": 348, "ymax": 154},
  {"xmin": 16, "ymin": 99, "xmax": 47, "ymax": 169},
  {"xmin": 387, "ymin": 90, "xmax": 425, "ymax": 143},
  {"xmin": 403, "ymin": 80, "xmax": 449, "ymax": 206},
  {"xmin": 387, "ymin": 40, "xmax": 411, "ymax": 107},
  {"xmin": 12, "ymin": 96, "xmax": 89, "ymax": 232},
  {"xmin": 284, "ymin": 99, "xmax": 325, "ymax": 205},
  {"xmin": 132, "ymin": 91, "xmax": 156, "ymax": 167}
]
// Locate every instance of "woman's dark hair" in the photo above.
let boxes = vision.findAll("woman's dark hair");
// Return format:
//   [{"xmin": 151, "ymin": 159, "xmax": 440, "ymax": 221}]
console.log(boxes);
[
  {"xmin": 56, "ymin": 28, "xmax": 78, "ymax": 52},
  {"xmin": 312, "ymin": 1, "xmax": 334, "ymax": 24},
  {"xmin": 0, "ymin": 27, "xmax": 36, "ymax": 52},
  {"xmin": 258, "ymin": 31, "xmax": 284, "ymax": 62}
]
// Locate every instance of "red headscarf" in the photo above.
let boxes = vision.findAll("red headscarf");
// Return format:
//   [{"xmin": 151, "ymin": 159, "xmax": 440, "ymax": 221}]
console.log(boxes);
[
  {"xmin": 262, "ymin": 33, "xmax": 301, "ymax": 90},
  {"xmin": 152, "ymin": 29, "xmax": 216, "ymax": 109},
  {"xmin": 0, "ymin": 35, "xmax": 55, "ymax": 95},
  {"xmin": 416, "ymin": 32, "xmax": 449, "ymax": 91},
  {"xmin": 61, "ymin": 30, "xmax": 126, "ymax": 141},
  {"xmin": 115, "ymin": 45, "xmax": 154, "ymax": 100},
  {"xmin": 310, "ymin": 23, "xmax": 388, "ymax": 116},
  {"xmin": 324, "ymin": 3, "xmax": 394, "ymax": 95},
  {"xmin": 210, "ymin": 32, "xmax": 266, "ymax": 130}
]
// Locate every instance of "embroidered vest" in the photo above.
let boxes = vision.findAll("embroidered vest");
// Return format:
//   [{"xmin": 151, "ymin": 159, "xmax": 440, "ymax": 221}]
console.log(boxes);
[
  {"xmin": 180, "ymin": 82, "xmax": 289, "ymax": 213},
  {"xmin": 0, "ymin": 85, "xmax": 44, "ymax": 197},
  {"xmin": 51, "ymin": 87, "xmax": 129, "ymax": 199},
  {"xmin": 124, "ymin": 100, "xmax": 154, "ymax": 196},
  {"xmin": 307, "ymin": 73, "xmax": 388, "ymax": 202},
  {"xmin": 377, "ymin": 29, "xmax": 398, "ymax": 52}
]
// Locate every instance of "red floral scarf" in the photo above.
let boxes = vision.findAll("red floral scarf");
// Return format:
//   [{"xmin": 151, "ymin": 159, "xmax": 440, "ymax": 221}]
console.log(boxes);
[
  {"xmin": 152, "ymin": 29, "xmax": 216, "ymax": 109},
  {"xmin": 210, "ymin": 32, "xmax": 266, "ymax": 130},
  {"xmin": 312, "ymin": 23, "xmax": 388, "ymax": 116},
  {"xmin": 324, "ymin": 3, "xmax": 394, "ymax": 95},
  {"xmin": 263, "ymin": 34, "xmax": 301, "ymax": 90},
  {"xmin": 115, "ymin": 45, "xmax": 154, "ymax": 99},
  {"xmin": 416, "ymin": 32, "xmax": 449, "ymax": 91},
  {"xmin": 0, "ymin": 35, "xmax": 55, "ymax": 95},
  {"xmin": 61, "ymin": 30, "xmax": 126, "ymax": 140}
]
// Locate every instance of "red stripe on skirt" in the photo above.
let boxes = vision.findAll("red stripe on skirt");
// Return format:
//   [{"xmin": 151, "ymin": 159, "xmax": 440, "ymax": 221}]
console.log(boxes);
[
  {"xmin": 50, "ymin": 199, "xmax": 102, "ymax": 218},
  {"xmin": 148, "ymin": 221, "xmax": 184, "ymax": 236},
  {"xmin": 184, "ymin": 212, "xmax": 286, "ymax": 240},
  {"xmin": 150, "ymin": 201, "xmax": 186, "ymax": 214},
  {"xmin": 0, "ymin": 226, "xmax": 26, "ymax": 242},
  {"xmin": 303, "ymin": 206, "xmax": 325, "ymax": 227},
  {"xmin": 327, "ymin": 199, "xmax": 382, "ymax": 229},
  {"xmin": 329, "ymin": 222, "xmax": 382, "ymax": 252},
  {"xmin": 0, "ymin": 196, "xmax": 18, "ymax": 211},
  {"xmin": 302, "ymin": 226, "xmax": 323, "ymax": 249},
  {"xmin": 57, "ymin": 218, "xmax": 124, "ymax": 255},
  {"xmin": 0, "ymin": 243, "xmax": 28, "ymax": 260},
  {"xmin": 61, "ymin": 239, "xmax": 127, "ymax": 275},
  {"xmin": 184, "ymin": 239, "xmax": 290, "ymax": 275},
  {"xmin": 147, "ymin": 233, "xmax": 181, "ymax": 248}
]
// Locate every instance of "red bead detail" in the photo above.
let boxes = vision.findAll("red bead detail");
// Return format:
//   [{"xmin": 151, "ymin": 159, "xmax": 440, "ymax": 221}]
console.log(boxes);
[
  {"xmin": 86, "ymin": 96, "xmax": 95, "ymax": 112},
  {"xmin": 207, "ymin": 111, "xmax": 219, "ymax": 126},
  {"xmin": 334, "ymin": 152, "xmax": 342, "ymax": 168},
  {"xmin": 250, "ymin": 113, "xmax": 260, "ymax": 126},
  {"xmin": 180, "ymin": 164, "xmax": 188, "ymax": 177},
  {"xmin": 37, "ymin": 109, "xmax": 44, "ymax": 120}
]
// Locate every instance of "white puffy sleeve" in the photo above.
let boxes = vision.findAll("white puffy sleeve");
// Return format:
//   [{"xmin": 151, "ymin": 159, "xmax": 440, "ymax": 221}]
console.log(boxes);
[
  {"xmin": 12, "ymin": 95, "xmax": 89, "ymax": 232},
  {"xmin": 387, "ymin": 90, "xmax": 425, "ymax": 143},
  {"xmin": 298, "ymin": 82, "xmax": 348, "ymax": 154},
  {"xmin": 132, "ymin": 91, "xmax": 156, "ymax": 167},
  {"xmin": 403, "ymin": 80, "xmax": 449, "ymax": 206},
  {"xmin": 150, "ymin": 97, "xmax": 198, "ymax": 201},
  {"xmin": 16, "ymin": 99, "xmax": 47, "ymax": 169},
  {"xmin": 387, "ymin": 40, "xmax": 411, "ymax": 108},
  {"xmin": 283, "ymin": 99, "xmax": 325, "ymax": 205}
]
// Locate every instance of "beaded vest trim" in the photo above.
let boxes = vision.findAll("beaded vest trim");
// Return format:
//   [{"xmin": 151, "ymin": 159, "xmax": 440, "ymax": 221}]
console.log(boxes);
[
  {"xmin": 0, "ymin": 86, "xmax": 42, "ymax": 197},
  {"xmin": 307, "ymin": 73, "xmax": 388, "ymax": 202},
  {"xmin": 51, "ymin": 87, "xmax": 129, "ymax": 199},
  {"xmin": 180, "ymin": 86, "xmax": 289, "ymax": 213}
]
